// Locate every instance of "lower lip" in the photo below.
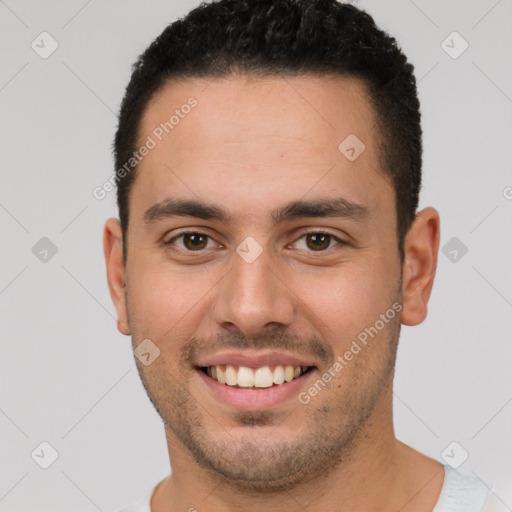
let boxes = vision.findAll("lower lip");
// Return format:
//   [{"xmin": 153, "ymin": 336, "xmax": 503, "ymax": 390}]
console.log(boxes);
[{"xmin": 195, "ymin": 367, "xmax": 316, "ymax": 410}]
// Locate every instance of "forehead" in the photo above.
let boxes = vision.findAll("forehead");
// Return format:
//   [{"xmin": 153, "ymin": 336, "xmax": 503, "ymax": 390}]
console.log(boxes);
[
  {"xmin": 131, "ymin": 73, "xmax": 392, "ymax": 224},
  {"xmin": 140, "ymin": 73, "xmax": 376, "ymax": 149}
]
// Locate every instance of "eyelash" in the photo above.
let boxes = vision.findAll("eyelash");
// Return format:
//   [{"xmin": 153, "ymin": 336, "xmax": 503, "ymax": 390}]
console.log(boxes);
[{"xmin": 164, "ymin": 230, "xmax": 346, "ymax": 253}]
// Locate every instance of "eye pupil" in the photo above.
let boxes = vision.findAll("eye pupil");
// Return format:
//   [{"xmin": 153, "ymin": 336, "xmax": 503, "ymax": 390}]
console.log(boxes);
[
  {"xmin": 306, "ymin": 233, "xmax": 330, "ymax": 251},
  {"xmin": 184, "ymin": 233, "xmax": 207, "ymax": 250}
]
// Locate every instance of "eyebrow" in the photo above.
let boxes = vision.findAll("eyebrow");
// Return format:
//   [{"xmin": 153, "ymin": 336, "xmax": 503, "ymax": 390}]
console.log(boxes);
[{"xmin": 143, "ymin": 197, "xmax": 369, "ymax": 225}]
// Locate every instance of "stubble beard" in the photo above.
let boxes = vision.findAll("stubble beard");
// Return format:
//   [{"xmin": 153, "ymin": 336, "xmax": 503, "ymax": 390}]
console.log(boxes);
[{"xmin": 132, "ymin": 311, "xmax": 401, "ymax": 492}]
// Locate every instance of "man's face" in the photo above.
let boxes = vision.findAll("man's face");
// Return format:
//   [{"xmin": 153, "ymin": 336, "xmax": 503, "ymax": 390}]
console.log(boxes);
[{"xmin": 120, "ymin": 74, "xmax": 404, "ymax": 489}]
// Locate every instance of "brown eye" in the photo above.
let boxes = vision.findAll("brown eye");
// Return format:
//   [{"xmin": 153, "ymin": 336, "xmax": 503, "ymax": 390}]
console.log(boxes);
[
  {"xmin": 290, "ymin": 231, "xmax": 343, "ymax": 252},
  {"xmin": 305, "ymin": 233, "xmax": 332, "ymax": 251},
  {"xmin": 166, "ymin": 232, "xmax": 216, "ymax": 251},
  {"xmin": 182, "ymin": 233, "xmax": 208, "ymax": 250}
]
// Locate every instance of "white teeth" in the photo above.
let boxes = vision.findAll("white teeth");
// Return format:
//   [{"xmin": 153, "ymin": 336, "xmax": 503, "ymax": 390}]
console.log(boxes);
[
  {"xmin": 284, "ymin": 365, "xmax": 294, "ymax": 382},
  {"xmin": 225, "ymin": 365, "xmax": 238, "ymax": 386},
  {"xmin": 237, "ymin": 366, "xmax": 254, "ymax": 387},
  {"xmin": 205, "ymin": 364, "xmax": 309, "ymax": 388},
  {"xmin": 217, "ymin": 366, "xmax": 226, "ymax": 384},
  {"xmin": 254, "ymin": 366, "xmax": 273, "ymax": 388},
  {"xmin": 273, "ymin": 365, "xmax": 285, "ymax": 385}
]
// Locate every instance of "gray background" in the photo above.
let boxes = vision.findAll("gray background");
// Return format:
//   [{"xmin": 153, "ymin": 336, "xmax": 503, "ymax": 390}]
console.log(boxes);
[{"xmin": 1, "ymin": 0, "xmax": 511, "ymax": 510}]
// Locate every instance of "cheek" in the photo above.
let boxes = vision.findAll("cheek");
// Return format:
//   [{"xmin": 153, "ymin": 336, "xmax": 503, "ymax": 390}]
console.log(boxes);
[
  {"xmin": 293, "ymin": 260, "xmax": 396, "ymax": 341},
  {"xmin": 127, "ymin": 261, "xmax": 218, "ymax": 340}
]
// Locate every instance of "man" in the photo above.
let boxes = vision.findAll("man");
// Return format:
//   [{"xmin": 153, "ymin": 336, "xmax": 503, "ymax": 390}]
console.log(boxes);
[{"xmin": 103, "ymin": 1, "xmax": 500, "ymax": 510}]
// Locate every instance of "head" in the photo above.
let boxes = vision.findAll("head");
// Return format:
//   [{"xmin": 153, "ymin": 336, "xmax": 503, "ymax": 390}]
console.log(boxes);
[{"xmin": 104, "ymin": 0, "xmax": 439, "ymax": 491}]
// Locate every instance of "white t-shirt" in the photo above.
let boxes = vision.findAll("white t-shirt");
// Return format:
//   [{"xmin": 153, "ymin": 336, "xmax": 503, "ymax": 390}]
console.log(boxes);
[{"xmin": 115, "ymin": 465, "xmax": 504, "ymax": 512}]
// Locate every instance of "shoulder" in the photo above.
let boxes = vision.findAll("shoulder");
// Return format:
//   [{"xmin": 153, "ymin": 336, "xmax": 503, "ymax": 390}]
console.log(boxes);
[{"xmin": 433, "ymin": 466, "xmax": 506, "ymax": 512}]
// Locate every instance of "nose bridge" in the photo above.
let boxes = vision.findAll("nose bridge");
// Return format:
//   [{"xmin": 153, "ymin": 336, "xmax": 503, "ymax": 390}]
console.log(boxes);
[{"xmin": 213, "ymin": 245, "xmax": 294, "ymax": 335}]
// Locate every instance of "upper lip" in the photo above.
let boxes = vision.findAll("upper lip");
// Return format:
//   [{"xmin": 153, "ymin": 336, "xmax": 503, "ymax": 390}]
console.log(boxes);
[{"xmin": 195, "ymin": 350, "xmax": 317, "ymax": 368}]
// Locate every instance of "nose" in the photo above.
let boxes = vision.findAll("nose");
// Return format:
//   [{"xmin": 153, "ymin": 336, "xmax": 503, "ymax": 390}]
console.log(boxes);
[{"xmin": 212, "ymin": 246, "xmax": 295, "ymax": 338}]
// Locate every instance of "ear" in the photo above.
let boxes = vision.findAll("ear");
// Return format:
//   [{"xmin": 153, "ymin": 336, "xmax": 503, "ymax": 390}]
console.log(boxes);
[
  {"xmin": 103, "ymin": 218, "xmax": 130, "ymax": 335},
  {"xmin": 400, "ymin": 207, "xmax": 440, "ymax": 326}
]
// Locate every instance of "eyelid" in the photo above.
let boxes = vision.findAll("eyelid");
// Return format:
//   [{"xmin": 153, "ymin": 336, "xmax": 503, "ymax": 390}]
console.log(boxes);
[{"xmin": 295, "ymin": 227, "xmax": 345, "ymax": 240}]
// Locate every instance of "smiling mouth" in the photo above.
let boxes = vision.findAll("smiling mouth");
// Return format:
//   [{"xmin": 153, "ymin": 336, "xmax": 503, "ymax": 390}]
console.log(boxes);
[{"xmin": 199, "ymin": 364, "xmax": 314, "ymax": 389}]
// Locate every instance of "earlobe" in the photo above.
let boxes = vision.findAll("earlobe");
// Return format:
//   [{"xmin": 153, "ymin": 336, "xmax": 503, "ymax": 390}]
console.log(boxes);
[
  {"xmin": 400, "ymin": 207, "xmax": 440, "ymax": 326},
  {"xmin": 103, "ymin": 218, "xmax": 131, "ymax": 335}
]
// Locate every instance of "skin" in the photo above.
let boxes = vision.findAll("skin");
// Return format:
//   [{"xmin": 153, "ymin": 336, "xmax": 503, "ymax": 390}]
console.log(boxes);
[{"xmin": 104, "ymin": 74, "xmax": 442, "ymax": 511}]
